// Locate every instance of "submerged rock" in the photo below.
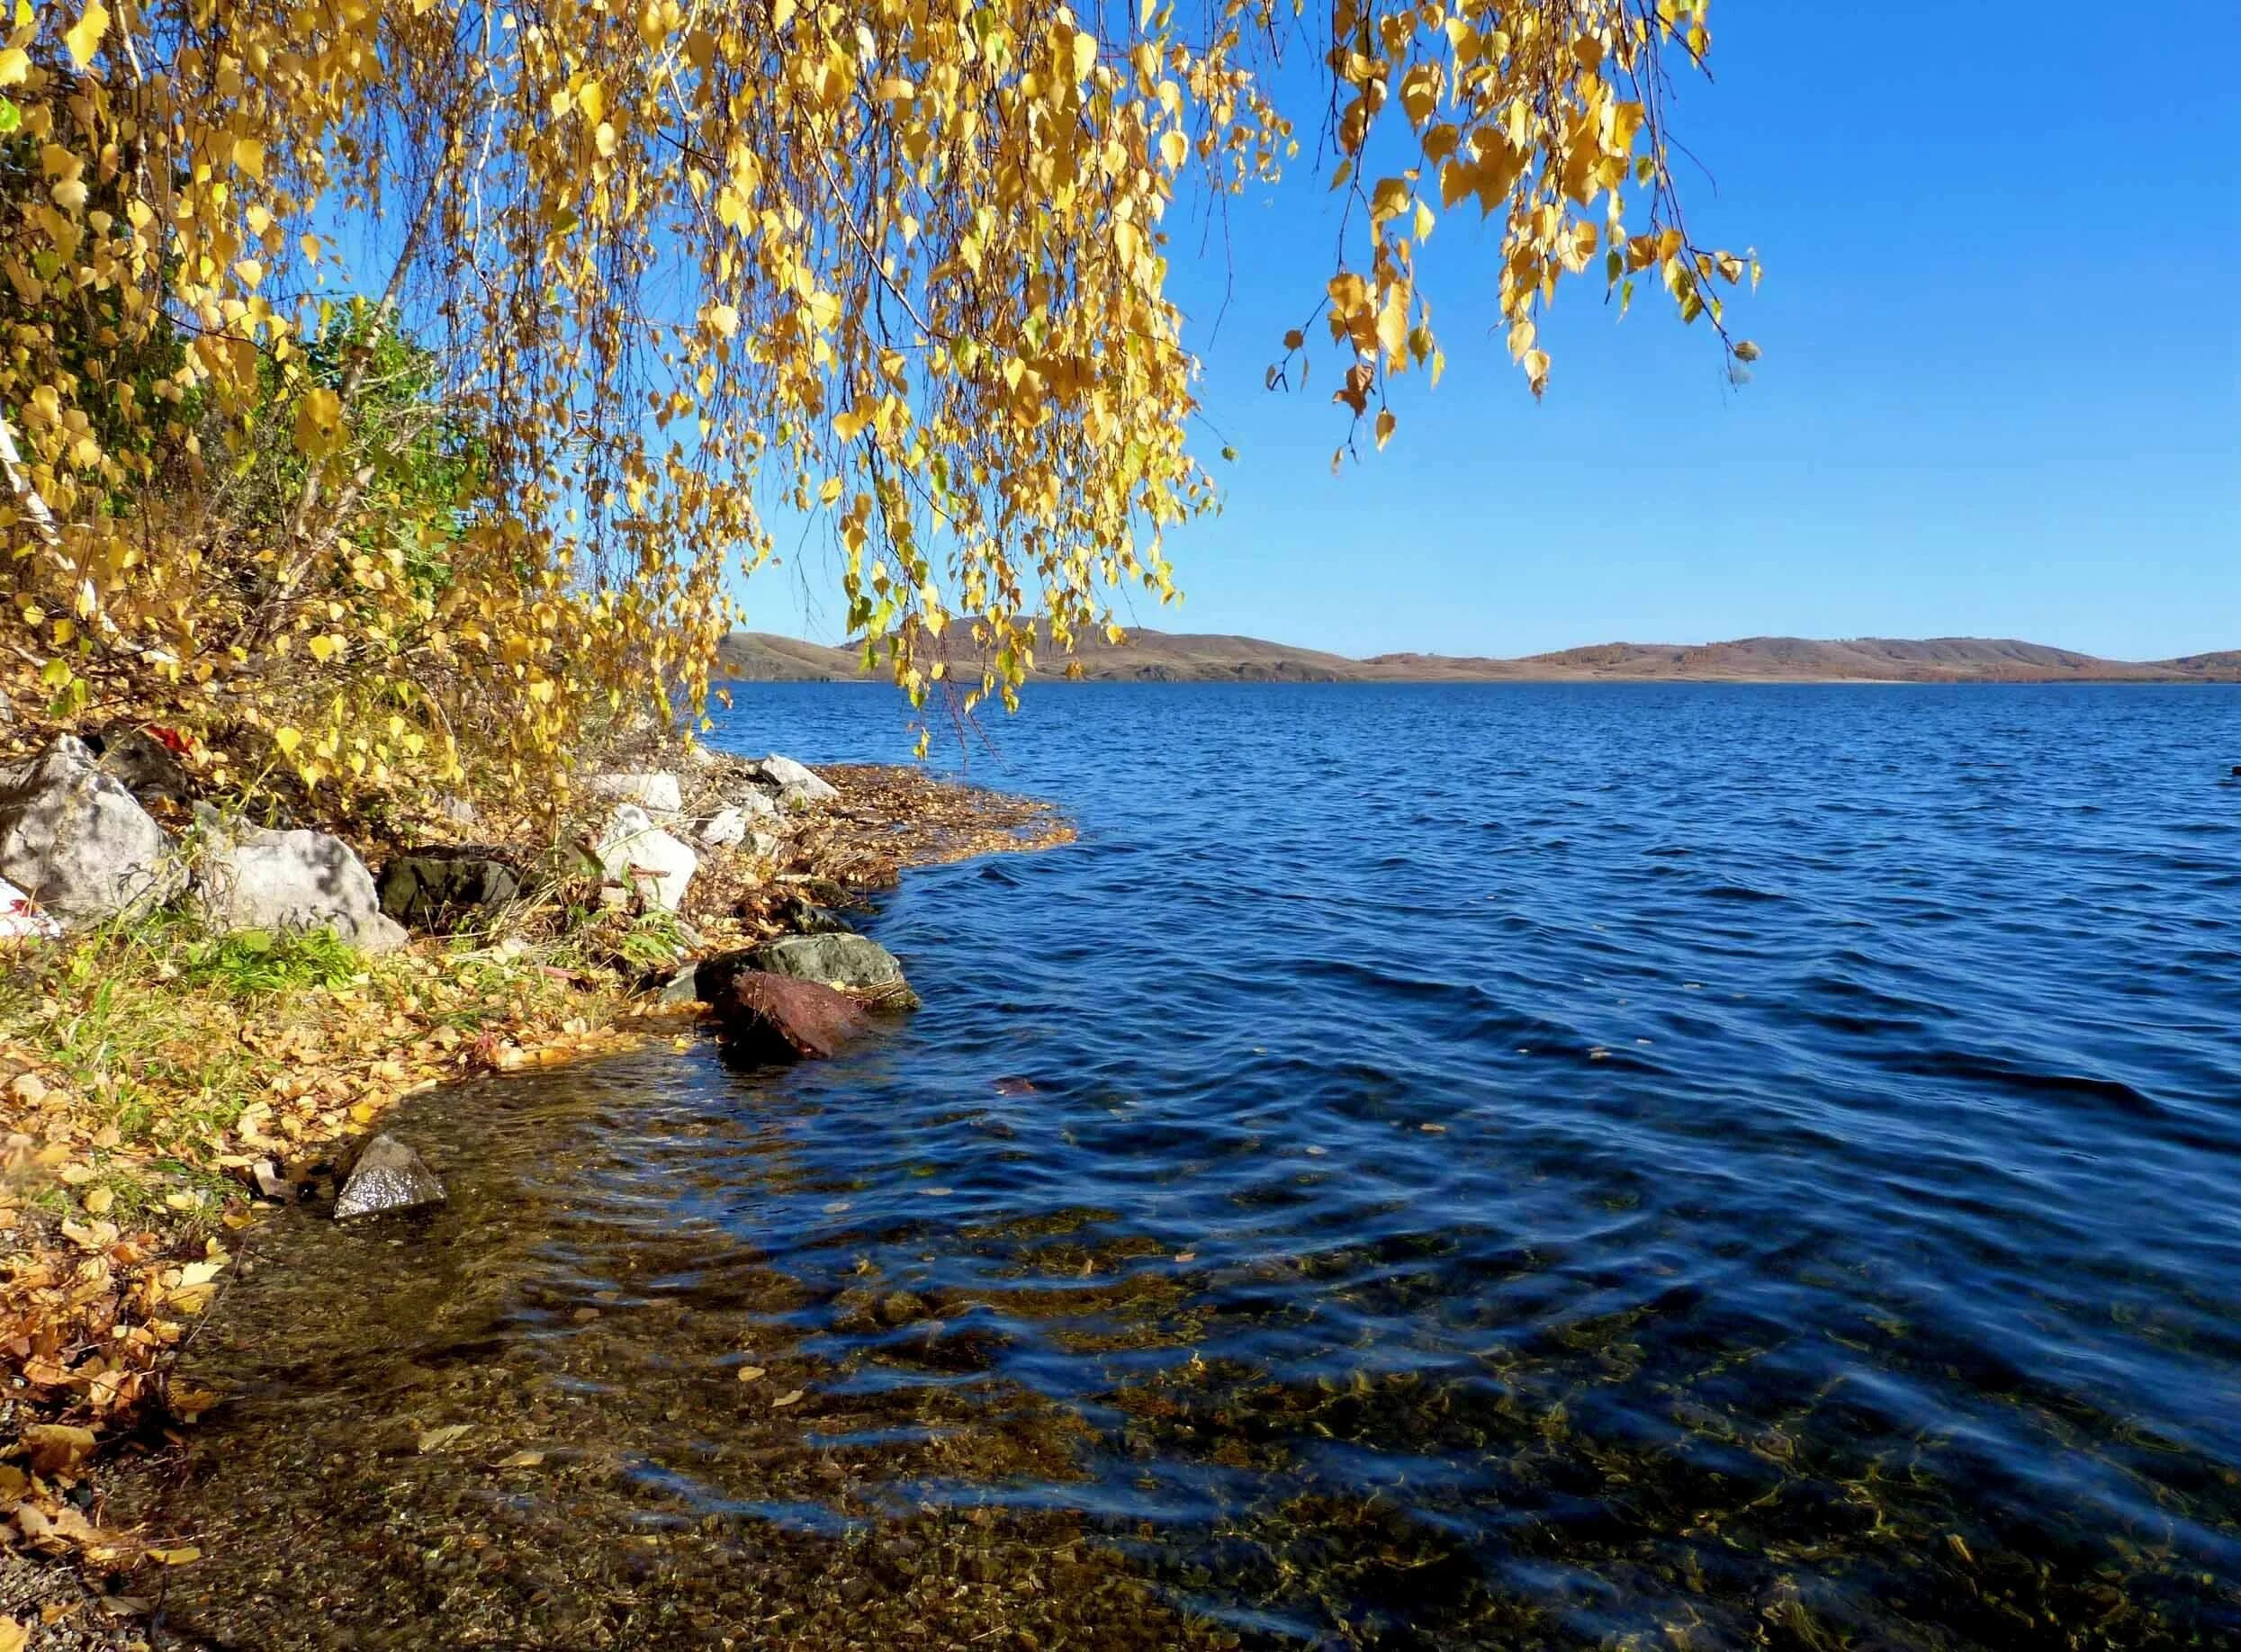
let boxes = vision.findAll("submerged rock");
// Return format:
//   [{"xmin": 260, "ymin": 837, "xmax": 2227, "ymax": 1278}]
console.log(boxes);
[
  {"xmin": 710, "ymin": 969, "xmax": 872, "ymax": 1061},
  {"xmin": 595, "ymin": 804, "xmax": 697, "ymax": 911},
  {"xmin": 333, "ymin": 1135, "xmax": 446, "ymax": 1218},
  {"xmin": 0, "ymin": 735, "xmax": 183, "ymax": 929},
  {"xmin": 195, "ymin": 821, "xmax": 409, "ymax": 953},
  {"xmin": 751, "ymin": 931, "xmax": 918, "ymax": 1009},
  {"xmin": 377, "ymin": 849, "xmax": 523, "ymax": 931}
]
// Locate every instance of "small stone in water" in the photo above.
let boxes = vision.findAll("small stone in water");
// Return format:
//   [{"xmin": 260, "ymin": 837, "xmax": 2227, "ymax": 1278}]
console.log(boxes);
[{"xmin": 334, "ymin": 1135, "xmax": 446, "ymax": 1219}]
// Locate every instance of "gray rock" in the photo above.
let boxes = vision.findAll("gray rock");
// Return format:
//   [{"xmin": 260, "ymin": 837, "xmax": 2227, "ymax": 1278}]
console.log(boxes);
[
  {"xmin": 746, "ymin": 755, "xmax": 839, "ymax": 810},
  {"xmin": 588, "ymin": 771, "xmax": 683, "ymax": 816},
  {"xmin": 0, "ymin": 735, "xmax": 183, "ymax": 929},
  {"xmin": 195, "ymin": 822, "xmax": 409, "ymax": 953},
  {"xmin": 595, "ymin": 804, "xmax": 697, "ymax": 911},
  {"xmin": 654, "ymin": 963, "xmax": 704, "ymax": 1008},
  {"xmin": 697, "ymin": 806, "xmax": 748, "ymax": 848},
  {"xmin": 877, "ymin": 1290, "xmax": 932, "ymax": 1327},
  {"xmin": 96, "ymin": 726, "xmax": 192, "ymax": 804},
  {"xmin": 0, "ymin": 875, "xmax": 61, "ymax": 940},
  {"xmin": 750, "ymin": 931, "xmax": 918, "ymax": 1009},
  {"xmin": 432, "ymin": 794, "xmax": 478, "ymax": 829},
  {"xmin": 734, "ymin": 786, "xmax": 782, "ymax": 824},
  {"xmin": 377, "ymin": 851, "xmax": 522, "ymax": 930},
  {"xmin": 334, "ymin": 1135, "xmax": 446, "ymax": 1219}
]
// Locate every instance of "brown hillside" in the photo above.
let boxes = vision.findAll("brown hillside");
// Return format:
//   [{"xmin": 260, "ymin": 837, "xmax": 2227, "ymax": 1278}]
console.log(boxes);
[{"xmin": 716, "ymin": 629, "xmax": 2241, "ymax": 685}]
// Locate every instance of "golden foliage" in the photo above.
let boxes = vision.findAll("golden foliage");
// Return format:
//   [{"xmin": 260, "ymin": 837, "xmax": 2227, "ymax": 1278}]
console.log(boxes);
[{"xmin": 0, "ymin": 0, "xmax": 1750, "ymax": 773}]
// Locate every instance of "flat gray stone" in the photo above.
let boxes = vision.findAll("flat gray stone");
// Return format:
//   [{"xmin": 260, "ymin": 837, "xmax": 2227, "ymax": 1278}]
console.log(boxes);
[
  {"xmin": 589, "ymin": 772, "xmax": 684, "ymax": 816},
  {"xmin": 697, "ymin": 807, "xmax": 748, "ymax": 848},
  {"xmin": 195, "ymin": 822, "xmax": 409, "ymax": 953},
  {"xmin": 334, "ymin": 1135, "xmax": 446, "ymax": 1218},
  {"xmin": 746, "ymin": 755, "xmax": 839, "ymax": 809}
]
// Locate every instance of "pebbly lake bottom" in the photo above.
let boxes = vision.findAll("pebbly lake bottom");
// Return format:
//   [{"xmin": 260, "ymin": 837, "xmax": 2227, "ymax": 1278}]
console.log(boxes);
[
  {"xmin": 120, "ymin": 685, "xmax": 2241, "ymax": 1648},
  {"xmin": 120, "ymin": 1030, "xmax": 2240, "ymax": 1651}
]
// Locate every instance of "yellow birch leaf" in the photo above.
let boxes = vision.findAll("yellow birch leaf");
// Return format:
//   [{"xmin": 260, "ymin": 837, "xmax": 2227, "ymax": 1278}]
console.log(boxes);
[{"xmin": 63, "ymin": 1, "xmax": 107, "ymax": 67}]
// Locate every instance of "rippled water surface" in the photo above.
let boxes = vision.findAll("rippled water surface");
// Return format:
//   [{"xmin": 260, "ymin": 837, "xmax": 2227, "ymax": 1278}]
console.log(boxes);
[{"xmin": 138, "ymin": 686, "xmax": 2241, "ymax": 1648}]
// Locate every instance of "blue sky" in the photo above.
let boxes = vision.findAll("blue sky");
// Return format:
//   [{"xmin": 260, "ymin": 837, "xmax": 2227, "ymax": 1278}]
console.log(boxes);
[{"xmin": 746, "ymin": 0, "xmax": 2238, "ymax": 660}]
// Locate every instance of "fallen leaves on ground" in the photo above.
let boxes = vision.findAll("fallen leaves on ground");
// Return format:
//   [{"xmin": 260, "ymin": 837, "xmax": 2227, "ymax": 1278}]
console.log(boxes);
[{"xmin": 0, "ymin": 759, "xmax": 1066, "ymax": 1577}]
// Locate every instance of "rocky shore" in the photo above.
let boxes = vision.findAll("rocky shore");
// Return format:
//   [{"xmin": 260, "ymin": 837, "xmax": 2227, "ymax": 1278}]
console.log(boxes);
[{"xmin": 0, "ymin": 735, "xmax": 1070, "ymax": 1646}]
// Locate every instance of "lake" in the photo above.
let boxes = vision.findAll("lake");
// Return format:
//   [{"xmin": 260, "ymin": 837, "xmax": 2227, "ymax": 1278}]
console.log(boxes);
[{"xmin": 133, "ymin": 685, "xmax": 2241, "ymax": 1648}]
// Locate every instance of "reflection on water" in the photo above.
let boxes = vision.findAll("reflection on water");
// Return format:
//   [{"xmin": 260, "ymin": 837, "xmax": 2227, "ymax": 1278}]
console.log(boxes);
[{"xmin": 128, "ymin": 686, "xmax": 2241, "ymax": 1648}]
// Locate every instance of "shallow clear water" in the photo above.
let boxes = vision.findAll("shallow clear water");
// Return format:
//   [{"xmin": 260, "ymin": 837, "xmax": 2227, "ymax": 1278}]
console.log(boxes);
[{"xmin": 137, "ymin": 686, "xmax": 2241, "ymax": 1648}]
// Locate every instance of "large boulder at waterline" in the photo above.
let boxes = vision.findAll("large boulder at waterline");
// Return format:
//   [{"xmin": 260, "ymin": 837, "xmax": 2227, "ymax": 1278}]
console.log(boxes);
[
  {"xmin": 194, "ymin": 820, "xmax": 409, "ymax": 954},
  {"xmin": 595, "ymin": 804, "xmax": 697, "ymax": 911},
  {"xmin": 711, "ymin": 969, "xmax": 873, "ymax": 1061},
  {"xmin": 334, "ymin": 1135, "xmax": 446, "ymax": 1219},
  {"xmin": 745, "ymin": 755, "xmax": 840, "ymax": 809},
  {"xmin": 751, "ymin": 931, "xmax": 917, "ymax": 1009},
  {"xmin": 377, "ymin": 849, "xmax": 523, "ymax": 930},
  {"xmin": 0, "ymin": 735, "xmax": 184, "ymax": 929}
]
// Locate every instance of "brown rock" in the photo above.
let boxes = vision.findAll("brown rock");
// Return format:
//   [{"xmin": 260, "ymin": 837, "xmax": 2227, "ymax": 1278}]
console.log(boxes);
[{"xmin": 710, "ymin": 969, "xmax": 871, "ymax": 1061}]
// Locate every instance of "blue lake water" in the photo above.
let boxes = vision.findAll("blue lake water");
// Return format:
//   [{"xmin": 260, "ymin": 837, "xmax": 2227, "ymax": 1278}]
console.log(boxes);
[{"xmin": 144, "ymin": 684, "xmax": 2241, "ymax": 1648}]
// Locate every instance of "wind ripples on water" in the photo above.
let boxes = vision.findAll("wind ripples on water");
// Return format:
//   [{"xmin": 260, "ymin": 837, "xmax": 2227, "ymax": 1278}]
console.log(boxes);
[{"xmin": 135, "ymin": 685, "xmax": 2241, "ymax": 1649}]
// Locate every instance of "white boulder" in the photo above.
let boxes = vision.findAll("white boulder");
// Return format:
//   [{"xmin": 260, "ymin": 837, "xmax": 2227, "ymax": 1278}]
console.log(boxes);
[
  {"xmin": 0, "ymin": 735, "xmax": 183, "ymax": 929},
  {"xmin": 588, "ymin": 771, "xmax": 684, "ymax": 817},
  {"xmin": 596, "ymin": 804, "xmax": 698, "ymax": 911},
  {"xmin": 747, "ymin": 755, "xmax": 839, "ymax": 809},
  {"xmin": 194, "ymin": 820, "xmax": 410, "ymax": 954},
  {"xmin": 0, "ymin": 875, "xmax": 61, "ymax": 941},
  {"xmin": 698, "ymin": 806, "xmax": 748, "ymax": 848}
]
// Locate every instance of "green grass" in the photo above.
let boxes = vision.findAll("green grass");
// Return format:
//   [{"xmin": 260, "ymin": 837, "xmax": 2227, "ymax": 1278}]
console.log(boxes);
[{"xmin": 176, "ymin": 925, "xmax": 364, "ymax": 997}]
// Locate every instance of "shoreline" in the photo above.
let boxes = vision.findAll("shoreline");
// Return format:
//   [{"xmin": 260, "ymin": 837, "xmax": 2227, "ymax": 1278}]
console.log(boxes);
[{"xmin": 0, "ymin": 754, "xmax": 1070, "ymax": 1643}]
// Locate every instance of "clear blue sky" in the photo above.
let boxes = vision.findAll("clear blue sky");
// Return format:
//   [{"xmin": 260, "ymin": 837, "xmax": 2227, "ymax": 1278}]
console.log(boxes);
[{"xmin": 746, "ymin": 0, "xmax": 2240, "ymax": 661}]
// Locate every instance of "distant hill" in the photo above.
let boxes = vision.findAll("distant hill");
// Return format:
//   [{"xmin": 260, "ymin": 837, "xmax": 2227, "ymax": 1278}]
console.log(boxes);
[{"xmin": 716, "ymin": 629, "xmax": 2241, "ymax": 685}]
